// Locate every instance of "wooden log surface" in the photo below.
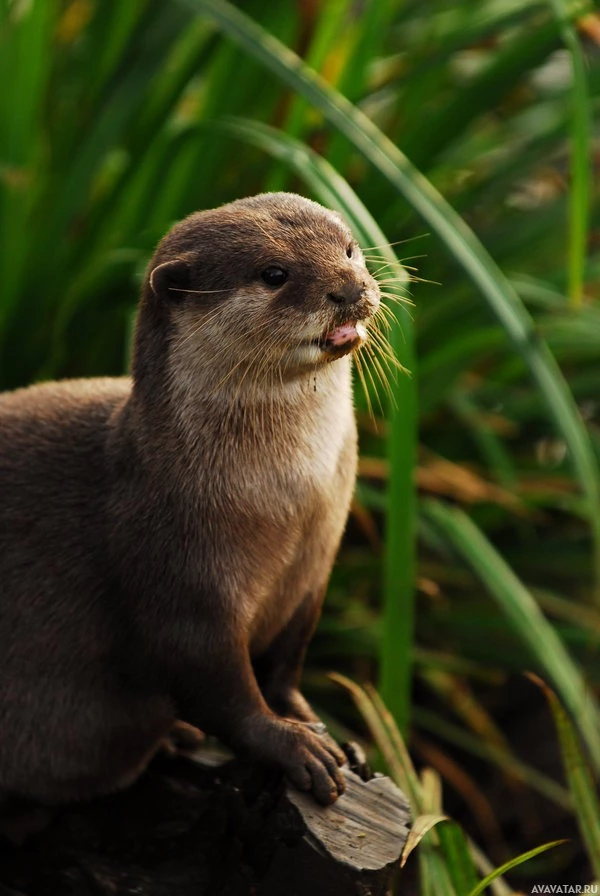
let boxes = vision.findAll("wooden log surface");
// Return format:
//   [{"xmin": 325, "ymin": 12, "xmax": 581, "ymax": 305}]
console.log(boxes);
[{"xmin": 0, "ymin": 745, "xmax": 410, "ymax": 896}]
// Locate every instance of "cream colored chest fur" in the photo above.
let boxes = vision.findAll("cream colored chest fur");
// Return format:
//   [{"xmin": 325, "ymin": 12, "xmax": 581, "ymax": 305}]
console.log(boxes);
[{"xmin": 187, "ymin": 364, "xmax": 358, "ymax": 653}]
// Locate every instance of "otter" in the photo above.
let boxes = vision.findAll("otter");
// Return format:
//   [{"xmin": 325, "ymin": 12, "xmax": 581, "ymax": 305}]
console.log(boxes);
[{"xmin": 0, "ymin": 192, "xmax": 381, "ymax": 809}]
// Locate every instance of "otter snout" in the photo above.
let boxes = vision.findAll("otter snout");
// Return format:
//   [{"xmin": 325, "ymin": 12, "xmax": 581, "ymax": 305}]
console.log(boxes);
[
  {"xmin": 327, "ymin": 276, "xmax": 380, "ymax": 311},
  {"xmin": 327, "ymin": 281, "xmax": 367, "ymax": 305}
]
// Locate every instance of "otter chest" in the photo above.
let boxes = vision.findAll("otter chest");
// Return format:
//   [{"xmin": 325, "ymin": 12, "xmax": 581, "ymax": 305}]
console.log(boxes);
[{"xmin": 224, "ymin": 409, "xmax": 357, "ymax": 654}]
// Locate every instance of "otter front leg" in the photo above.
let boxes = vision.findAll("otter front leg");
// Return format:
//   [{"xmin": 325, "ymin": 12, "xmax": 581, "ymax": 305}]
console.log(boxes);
[
  {"xmin": 171, "ymin": 628, "xmax": 345, "ymax": 805},
  {"xmin": 255, "ymin": 592, "xmax": 323, "ymax": 724}
]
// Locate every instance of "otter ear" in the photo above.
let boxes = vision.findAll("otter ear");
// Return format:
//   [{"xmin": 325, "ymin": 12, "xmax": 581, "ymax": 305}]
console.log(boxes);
[{"xmin": 148, "ymin": 258, "xmax": 191, "ymax": 301}]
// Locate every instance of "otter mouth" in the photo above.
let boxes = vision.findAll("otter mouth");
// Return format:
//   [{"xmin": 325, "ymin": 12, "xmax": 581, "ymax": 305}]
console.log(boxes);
[{"xmin": 313, "ymin": 321, "xmax": 369, "ymax": 360}]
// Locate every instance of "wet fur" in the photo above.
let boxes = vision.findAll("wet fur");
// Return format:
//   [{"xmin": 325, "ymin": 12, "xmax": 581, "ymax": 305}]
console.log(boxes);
[{"xmin": 0, "ymin": 193, "xmax": 380, "ymax": 808}]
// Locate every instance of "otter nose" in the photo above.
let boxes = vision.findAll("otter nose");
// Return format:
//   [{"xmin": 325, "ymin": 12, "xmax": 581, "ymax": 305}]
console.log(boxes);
[{"xmin": 327, "ymin": 281, "xmax": 366, "ymax": 305}]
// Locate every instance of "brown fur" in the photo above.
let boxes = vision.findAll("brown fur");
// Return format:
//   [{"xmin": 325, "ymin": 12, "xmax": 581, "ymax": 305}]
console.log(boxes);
[{"xmin": 0, "ymin": 193, "xmax": 380, "ymax": 807}]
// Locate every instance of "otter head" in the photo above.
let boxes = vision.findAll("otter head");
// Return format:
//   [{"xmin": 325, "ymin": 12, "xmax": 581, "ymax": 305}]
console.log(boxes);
[{"xmin": 135, "ymin": 192, "xmax": 380, "ymax": 393}]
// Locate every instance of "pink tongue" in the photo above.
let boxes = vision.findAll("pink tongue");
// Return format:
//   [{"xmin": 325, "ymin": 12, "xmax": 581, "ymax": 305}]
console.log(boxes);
[{"xmin": 326, "ymin": 323, "xmax": 359, "ymax": 346}]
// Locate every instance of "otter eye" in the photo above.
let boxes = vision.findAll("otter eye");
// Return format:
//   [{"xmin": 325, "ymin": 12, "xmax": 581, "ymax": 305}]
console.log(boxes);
[
  {"xmin": 346, "ymin": 245, "xmax": 354, "ymax": 258},
  {"xmin": 261, "ymin": 266, "xmax": 288, "ymax": 287}
]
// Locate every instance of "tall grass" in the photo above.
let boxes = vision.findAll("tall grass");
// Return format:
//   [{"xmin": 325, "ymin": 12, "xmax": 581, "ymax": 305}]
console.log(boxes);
[
  {"xmin": 548, "ymin": 0, "xmax": 593, "ymax": 308},
  {"xmin": 2, "ymin": 0, "xmax": 599, "ymax": 886}
]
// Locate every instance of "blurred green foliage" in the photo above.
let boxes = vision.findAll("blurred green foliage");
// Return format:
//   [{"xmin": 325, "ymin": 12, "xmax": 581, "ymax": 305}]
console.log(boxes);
[{"xmin": 2, "ymin": 0, "xmax": 600, "ymax": 888}]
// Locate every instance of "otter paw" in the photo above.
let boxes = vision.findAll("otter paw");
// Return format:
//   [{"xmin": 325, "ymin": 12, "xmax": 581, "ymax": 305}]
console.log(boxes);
[{"xmin": 282, "ymin": 724, "xmax": 347, "ymax": 806}]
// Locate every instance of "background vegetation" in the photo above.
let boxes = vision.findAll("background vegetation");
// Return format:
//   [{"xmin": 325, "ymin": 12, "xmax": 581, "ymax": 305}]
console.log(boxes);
[{"xmin": 2, "ymin": 0, "xmax": 600, "ymax": 891}]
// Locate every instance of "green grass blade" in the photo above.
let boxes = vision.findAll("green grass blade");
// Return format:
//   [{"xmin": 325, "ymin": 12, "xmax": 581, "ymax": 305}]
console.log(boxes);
[
  {"xmin": 216, "ymin": 117, "xmax": 417, "ymax": 734},
  {"xmin": 262, "ymin": 0, "xmax": 354, "ymax": 193},
  {"xmin": 0, "ymin": 0, "xmax": 58, "ymax": 329},
  {"xmin": 401, "ymin": 16, "xmax": 559, "ymax": 171},
  {"xmin": 533, "ymin": 675, "xmax": 600, "ymax": 879},
  {"xmin": 187, "ymin": 0, "xmax": 600, "ymax": 601},
  {"xmin": 86, "ymin": 0, "xmax": 149, "ymax": 101},
  {"xmin": 437, "ymin": 821, "xmax": 480, "ymax": 895},
  {"xmin": 422, "ymin": 499, "xmax": 600, "ymax": 771},
  {"xmin": 466, "ymin": 838, "xmax": 516, "ymax": 896},
  {"xmin": 383, "ymin": 327, "xmax": 417, "ymax": 735},
  {"xmin": 467, "ymin": 840, "xmax": 567, "ymax": 896},
  {"xmin": 326, "ymin": 0, "xmax": 402, "ymax": 173},
  {"xmin": 330, "ymin": 673, "xmax": 423, "ymax": 811},
  {"xmin": 420, "ymin": 848, "xmax": 459, "ymax": 896},
  {"xmin": 547, "ymin": 0, "xmax": 593, "ymax": 306}
]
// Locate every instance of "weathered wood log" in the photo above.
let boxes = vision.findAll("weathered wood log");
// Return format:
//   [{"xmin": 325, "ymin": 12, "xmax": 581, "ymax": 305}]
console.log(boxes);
[{"xmin": 0, "ymin": 746, "xmax": 410, "ymax": 896}]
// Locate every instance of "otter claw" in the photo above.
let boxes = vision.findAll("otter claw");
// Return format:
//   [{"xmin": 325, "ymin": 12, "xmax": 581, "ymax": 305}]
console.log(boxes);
[{"xmin": 305, "ymin": 721, "xmax": 327, "ymax": 736}]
